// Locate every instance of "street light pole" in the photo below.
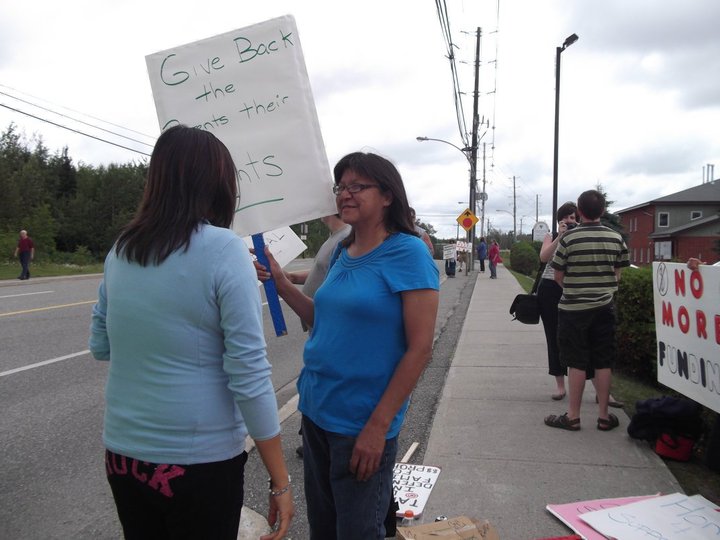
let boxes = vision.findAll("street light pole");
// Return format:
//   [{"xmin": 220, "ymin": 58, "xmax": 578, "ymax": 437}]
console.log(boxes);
[{"xmin": 551, "ymin": 33, "xmax": 578, "ymax": 237}]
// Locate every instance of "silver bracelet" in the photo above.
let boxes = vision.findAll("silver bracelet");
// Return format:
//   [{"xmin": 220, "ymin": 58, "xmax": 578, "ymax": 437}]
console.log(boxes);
[{"xmin": 268, "ymin": 475, "xmax": 291, "ymax": 497}]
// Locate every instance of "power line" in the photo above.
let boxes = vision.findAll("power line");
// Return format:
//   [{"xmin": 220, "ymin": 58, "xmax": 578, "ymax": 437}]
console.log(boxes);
[
  {"xmin": 0, "ymin": 103, "xmax": 151, "ymax": 157},
  {"xmin": 0, "ymin": 83, "xmax": 156, "ymax": 141},
  {"xmin": 0, "ymin": 90, "xmax": 154, "ymax": 150}
]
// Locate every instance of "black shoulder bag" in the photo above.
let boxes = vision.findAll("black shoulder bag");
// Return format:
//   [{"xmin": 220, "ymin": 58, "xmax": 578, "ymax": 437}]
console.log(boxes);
[{"xmin": 508, "ymin": 264, "xmax": 546, "ymax": 324}]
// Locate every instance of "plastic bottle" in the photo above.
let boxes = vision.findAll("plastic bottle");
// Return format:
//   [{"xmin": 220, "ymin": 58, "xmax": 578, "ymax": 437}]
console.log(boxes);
[{"xmin": 400, "ymin": 509, "xmax": 415, "ymax": 527}]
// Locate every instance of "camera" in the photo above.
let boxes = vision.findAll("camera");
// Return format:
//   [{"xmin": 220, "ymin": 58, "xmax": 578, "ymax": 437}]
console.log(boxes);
[{"xmin": 565, "ymin": 222, "xmax": 577, "ymax": 230}]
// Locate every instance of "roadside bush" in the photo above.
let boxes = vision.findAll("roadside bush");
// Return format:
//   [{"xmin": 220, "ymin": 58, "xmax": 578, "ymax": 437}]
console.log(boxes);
[
  {"xmin": 615, "ymin": 266, "xmax": 658, "ymax": 383},
  {"xmin": 509, "ymin": 241, "xmax": 539, "ymax": 276},
  {"xmin": 52, "ymin": 245, "xmax": 96, "ymax": 266}
]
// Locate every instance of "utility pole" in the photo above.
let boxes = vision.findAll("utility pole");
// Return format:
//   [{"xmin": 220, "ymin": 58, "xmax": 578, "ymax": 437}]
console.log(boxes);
[
  {"xmin": 467, "ymin": 26, "xmax": 481, "ymax": 273},
  {"xmin": 512, "ymin": 175, "xmax": 517, "ymax": 241},
  {"xmin": 480, "ymin": 142, "xmax": 487, "ymax": 239}
]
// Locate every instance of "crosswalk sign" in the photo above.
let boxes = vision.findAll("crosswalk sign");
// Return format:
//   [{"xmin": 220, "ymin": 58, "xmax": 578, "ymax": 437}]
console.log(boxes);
[{"xmin": 456, "ymin": 209, "xmax": 479, "ymax": 232}]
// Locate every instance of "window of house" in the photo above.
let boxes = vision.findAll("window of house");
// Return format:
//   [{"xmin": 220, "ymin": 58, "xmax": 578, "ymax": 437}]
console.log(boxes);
[
  {"xmin": 640, "ymin": 248, "xmax": 644, "ymax": 263},
  {"xmin": 647, "ymin": 247, "xmax": 651, "ymax": 263},
  {"xmin": 632, "ymin": 248, "xmax": 636, "ymax": 263},
  {"xmin": 691, "ymin": 210, "xmax": 703, "ymax": 220},
  {"xmin": 658, "ymin": 212, "xmax": 669, "ymax": 227}
]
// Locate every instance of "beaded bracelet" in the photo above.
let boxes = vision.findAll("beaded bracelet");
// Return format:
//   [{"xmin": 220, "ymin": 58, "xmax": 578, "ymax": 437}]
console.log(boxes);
[{"xmin": 268, "ymin": 475, "xmax": 292, "ymax": 497}]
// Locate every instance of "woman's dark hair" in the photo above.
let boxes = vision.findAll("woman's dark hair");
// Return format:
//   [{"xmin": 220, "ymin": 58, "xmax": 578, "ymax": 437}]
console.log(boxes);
[
  {"xmin": 333, "ymin": 152, "xmax": 416, "ymax": 247},
  {"xmin": 556, "ymin": 201, "xmax": 577, "ymax": 222},
  {"xmin": 116, "ymin": 125, "xmax": 238, "ymax": 265}
]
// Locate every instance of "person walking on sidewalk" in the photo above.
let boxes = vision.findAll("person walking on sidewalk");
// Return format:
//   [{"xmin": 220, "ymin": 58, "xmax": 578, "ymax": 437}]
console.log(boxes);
[
  {"xmin": 544, "ymin": 189, "xmax": 629, "ymax": 432},
  {"xmin": 258, "ymin": 151, "xmax": 439, "ymax": 539},
  {"xmin": 476, "ymin": 237, "xmax": 487, "ymax": 273},
  {"xmin": 488, "ymin": 240, "xmax": 501, "ymax": 278},
  {"xmin": 14, "ymin": 229, "xmax": 34, "ymax": 280}
]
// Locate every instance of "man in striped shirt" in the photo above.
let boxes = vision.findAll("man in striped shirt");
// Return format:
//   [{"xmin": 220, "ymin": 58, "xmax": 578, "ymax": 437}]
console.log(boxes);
[{"xmin": 544, "ymin": 189, "xmax": 629, "ymax": 432}]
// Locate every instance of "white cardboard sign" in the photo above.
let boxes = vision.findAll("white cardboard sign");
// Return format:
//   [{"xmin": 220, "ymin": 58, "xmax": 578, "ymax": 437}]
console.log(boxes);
[
  {"xmin": 652, "ymin": 262, "xmax": 720, "ymax": 413},
  {"xmin": 393, "ymin": 463, "xmax": 441, "ymax": 519},
  {"xmin": 145, "ymin": 15, "xmax": 337, "ymax": 237},
  {"xmin": 579, "ymin": 492, "xmax": 720, "ymax": 539}
]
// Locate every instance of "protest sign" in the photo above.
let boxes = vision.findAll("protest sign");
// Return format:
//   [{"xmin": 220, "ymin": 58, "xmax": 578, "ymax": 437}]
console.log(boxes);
[
  {"xmin": 653, "ymin": 262, "xmax": 720, "ymax": 413},
  {"xmin": 579, "ymin": 492, "xmax": 720, "ymax": 540},
  {"xmin": 242, "ymin": 226, "xmax": 306, "ymax": 269},
  {"xmin": 546, "ymin": 494, "xmax": 660, "ymax": 539},
  {"xmin": 392, "ymin": 463, "xmax": 441, "ymax": 519},
  {"xmin": 146, "ymin": 15, "xmax": 336, "ymax": 237},
  {"xmin": 443, "ymin": 244, "xmax": 456, "ymax": 260}
]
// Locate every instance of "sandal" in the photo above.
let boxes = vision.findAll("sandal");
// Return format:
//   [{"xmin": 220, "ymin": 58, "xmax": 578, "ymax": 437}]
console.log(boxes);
[
  {"xmin": 552, "ymin": 392, "xmax": 566, "ymax": 401},
  {"xmin": 544, "ymin": 413, "xmax": 580, "ymax": 431},
  {"xmin": 597, "ymin": 413, "xmax": 620, "ymax": 431}
]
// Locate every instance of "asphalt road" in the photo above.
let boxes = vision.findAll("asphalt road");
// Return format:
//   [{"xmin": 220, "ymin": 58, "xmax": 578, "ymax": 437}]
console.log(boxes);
[{"xmin": 0, "ymin": 260, "xmax": 475, "ymax": 539}]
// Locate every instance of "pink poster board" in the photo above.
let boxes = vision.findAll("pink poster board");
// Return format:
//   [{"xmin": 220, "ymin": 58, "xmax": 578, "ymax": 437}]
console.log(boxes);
[{"xmin": 547, "ymin": 494, "xmax": 661, "ymax": 539}]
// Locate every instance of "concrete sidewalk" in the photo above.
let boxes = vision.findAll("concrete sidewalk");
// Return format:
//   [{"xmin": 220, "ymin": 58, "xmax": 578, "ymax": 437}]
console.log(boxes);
[{"xmin": 421, "ymin": 263, "xmax": 681, "ymax": 538}]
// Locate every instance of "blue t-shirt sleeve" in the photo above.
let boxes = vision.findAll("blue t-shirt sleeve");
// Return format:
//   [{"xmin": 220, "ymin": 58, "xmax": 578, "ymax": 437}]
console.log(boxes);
[{"xmin": 386, "ymin": 235, "xmax": 440, "ymax": 293}]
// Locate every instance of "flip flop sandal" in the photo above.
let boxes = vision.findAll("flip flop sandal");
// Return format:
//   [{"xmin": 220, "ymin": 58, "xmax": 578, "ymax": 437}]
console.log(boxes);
[
  {"xmin": 544, "ymin": 413, "xmax": 580, "ymax": 431},
  {"xmin": 597, "ymin": 413, "xmax": 620, "ymax": 431}
]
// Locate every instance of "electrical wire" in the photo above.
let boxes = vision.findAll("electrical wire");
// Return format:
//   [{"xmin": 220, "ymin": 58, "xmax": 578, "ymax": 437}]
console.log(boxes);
[
  {"xmin": 0, "ymin": 90, "xmax": 154, "ymax": 149},
  {"xmin": 0, "ymin": 103, "xmax": 151, "ymax": 157}
]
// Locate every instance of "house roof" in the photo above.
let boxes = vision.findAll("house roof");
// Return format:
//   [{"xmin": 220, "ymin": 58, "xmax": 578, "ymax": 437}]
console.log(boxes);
[
  {"xmin": 618, "ymin": 179, "xmax": 720, "ymax": 214},
  {"xmin": 648, "ymin": 214, "xmax": 720, "ymax": 239}
]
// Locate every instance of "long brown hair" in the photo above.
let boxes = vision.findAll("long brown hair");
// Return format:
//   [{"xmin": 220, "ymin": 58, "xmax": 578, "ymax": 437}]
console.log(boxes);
[
  {"xmin": 116, "ymin": 125, "xmax": 238, "ymax": 265},
  {"xmin": 333, "ymin": 152, "xmax": 415, "ymax": 247}
]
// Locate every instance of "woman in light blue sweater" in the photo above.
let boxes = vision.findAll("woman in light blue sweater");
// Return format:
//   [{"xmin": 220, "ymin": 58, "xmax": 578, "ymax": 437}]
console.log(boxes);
[{"xmin": 89, "ymin": 126, "xmax": 293, "ymax": 539}]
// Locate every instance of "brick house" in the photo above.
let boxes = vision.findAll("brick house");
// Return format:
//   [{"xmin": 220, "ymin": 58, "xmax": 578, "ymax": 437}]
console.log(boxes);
[{"xmin": 616, "ymin": 179, "xmax": 720, "ymax": 265}]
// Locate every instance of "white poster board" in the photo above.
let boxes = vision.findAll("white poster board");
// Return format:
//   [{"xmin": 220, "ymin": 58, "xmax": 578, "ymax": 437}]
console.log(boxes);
[
  {"xmin": 242, "ymin": 226, "xmax": 306, "ymax": 269},
  {"xmin": 146, "ymin": 15, "xmax": 337, "ymax": 237},
  {"xmin": 442, "ymin": 244, "xmax": 456, "ymax": 261},
  {"xmin": 579, "ymin": 492, "xmax": 720, "ymax": 540},
  {"xmin": 652, "ymin": 262, "xmax": 720, "ymax": 413},
  {"xmin": 392, "ymin": 463, "xmax": 441, "ymax": 519}
]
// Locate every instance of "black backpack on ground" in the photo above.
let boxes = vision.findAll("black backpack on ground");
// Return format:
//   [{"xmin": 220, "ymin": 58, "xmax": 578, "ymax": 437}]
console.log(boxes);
[{"xmin": 627, "ymin": 396, "xmax": 703, "ymax": 442}]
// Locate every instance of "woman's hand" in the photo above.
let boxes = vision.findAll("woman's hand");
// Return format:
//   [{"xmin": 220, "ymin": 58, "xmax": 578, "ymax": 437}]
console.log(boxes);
[
  {"xmin": 260, "ymin": 489, "xmax": 295, "ymax": 540},
  {"xmin": 349, "ymin": 422, "xmax": 387, "ymax": 482}
]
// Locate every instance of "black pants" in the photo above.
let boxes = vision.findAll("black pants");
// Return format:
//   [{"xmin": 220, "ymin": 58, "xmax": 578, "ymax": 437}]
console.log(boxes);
[
  {"xmin": 537, "ymin": 278, "xmax": 566, "ymax": 377},
  {"xmin": 106, "ymin": 450, "xmax": 247, "ymax": 540}
]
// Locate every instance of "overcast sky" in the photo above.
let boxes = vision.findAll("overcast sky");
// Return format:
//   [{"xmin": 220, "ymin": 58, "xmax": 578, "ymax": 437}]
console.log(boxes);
[{"xmin": 1, "ymin": 0, "xmax": 719, "ymax": 239}]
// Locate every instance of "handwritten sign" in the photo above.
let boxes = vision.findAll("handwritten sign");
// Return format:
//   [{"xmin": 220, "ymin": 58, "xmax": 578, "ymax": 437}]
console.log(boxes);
[
  {"xmin": 145, "ymin": 15, "xmax": 337, "ymax": 237},
  {"xmin": 653, "ymin": 262, "xmax": 720, "ymax": 413},
  {"xmin": 442, "ymin": 244, "xmax": 456, "ymax": 260},
  {"xmin": 547, "ymin": 494, "xmax": 661, "ymax": 539},
  {"xmin": 579, "ymin": 492, "xmax": 720, "ymax": 540},
  {"xmin": 242, "ymin": 226, "xmax": 306, "ymax": 269},
  {"xmin": 393, "ymin": 463, "xmax": 441, "ymax": 519}
]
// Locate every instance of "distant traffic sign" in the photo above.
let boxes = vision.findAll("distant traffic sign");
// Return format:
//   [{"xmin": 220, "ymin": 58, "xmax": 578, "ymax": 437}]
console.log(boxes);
[{"xmin": 456, "ymin": 208, "xmax": 479, "ymax": 232}]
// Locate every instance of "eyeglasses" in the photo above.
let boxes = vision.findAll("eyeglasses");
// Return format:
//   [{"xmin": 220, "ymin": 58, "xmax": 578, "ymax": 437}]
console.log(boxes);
[{"xmin": 332, "ymin": 183, "xmax": 381, "ymax": 196}]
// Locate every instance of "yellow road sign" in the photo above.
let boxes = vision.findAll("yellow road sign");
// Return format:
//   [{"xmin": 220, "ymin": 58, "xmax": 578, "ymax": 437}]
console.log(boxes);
[{"xmin": 456, "ymin": 208, "xmax": 479, "ymax": 232}]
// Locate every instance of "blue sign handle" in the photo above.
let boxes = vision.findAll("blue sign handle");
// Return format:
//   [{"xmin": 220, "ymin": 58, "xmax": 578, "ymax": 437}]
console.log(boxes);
[{"xmin": 252, "ymin": 233, "xmax": 288, "ymax": 337}]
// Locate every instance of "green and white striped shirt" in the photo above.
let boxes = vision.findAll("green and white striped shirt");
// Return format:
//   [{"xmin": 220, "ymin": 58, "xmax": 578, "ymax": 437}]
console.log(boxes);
[{"xmin": 551, "ymin": 223, "xmax": 629, "ymax": 311}]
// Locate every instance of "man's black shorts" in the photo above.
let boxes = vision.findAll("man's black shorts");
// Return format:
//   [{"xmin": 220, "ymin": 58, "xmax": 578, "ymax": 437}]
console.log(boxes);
[{"xmin": 557, "ymin": 304, "xmax": 616, "ymax": 371}]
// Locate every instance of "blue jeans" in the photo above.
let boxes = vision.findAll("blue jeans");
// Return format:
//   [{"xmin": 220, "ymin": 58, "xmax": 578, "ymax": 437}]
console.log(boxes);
[
  {"xmin": 489, "ymin": 261, "xmax": 497, "ymax": 278},
  {"xmin": 302, "ymin": 416, "xmax": 397, "ymax": 540}
]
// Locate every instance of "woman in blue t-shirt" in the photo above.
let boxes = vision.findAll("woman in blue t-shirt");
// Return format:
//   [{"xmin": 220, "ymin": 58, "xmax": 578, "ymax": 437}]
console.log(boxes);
[{"xmin": 260, "ymin": 152, "xmax": 439, "ymax": 539}]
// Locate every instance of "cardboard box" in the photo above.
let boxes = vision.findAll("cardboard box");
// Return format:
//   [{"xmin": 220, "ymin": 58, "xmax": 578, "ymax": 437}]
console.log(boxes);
[{"xmin": 396, "ymin": 516, "xmax": 500, "ymax": 540}]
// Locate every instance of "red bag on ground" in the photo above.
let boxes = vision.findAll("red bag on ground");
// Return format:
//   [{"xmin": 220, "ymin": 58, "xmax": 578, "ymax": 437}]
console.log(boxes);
[{"xmin": 655, "ymin": 433, "xmax": 695, "ymax": 461}]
